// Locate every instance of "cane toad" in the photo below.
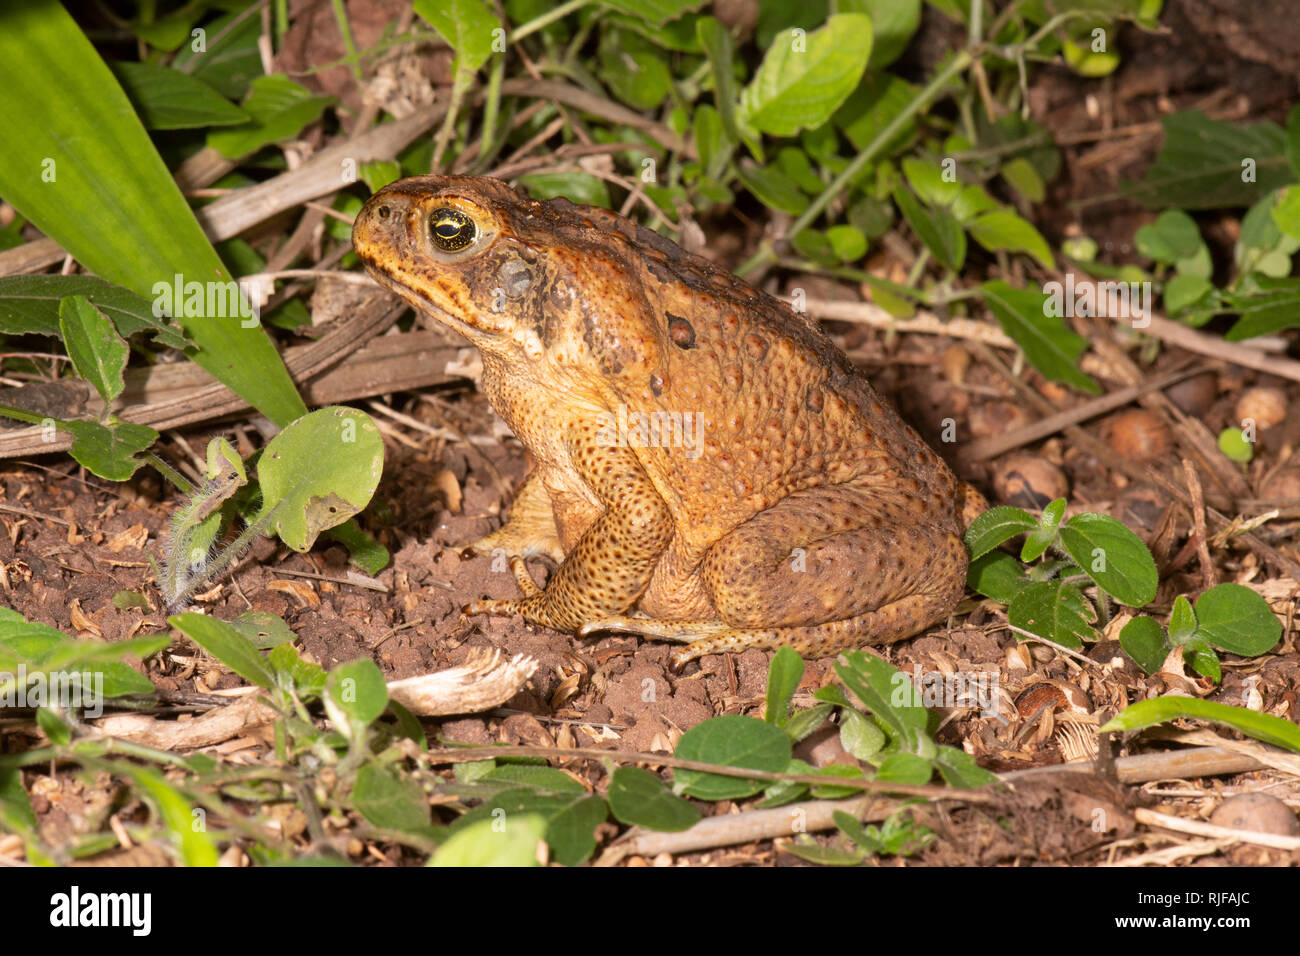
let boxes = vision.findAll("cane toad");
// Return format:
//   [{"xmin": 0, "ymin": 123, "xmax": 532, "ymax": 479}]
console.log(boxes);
[{"xmin": 353, "ymin": 175, "xmax": 983, "ymax": 669}]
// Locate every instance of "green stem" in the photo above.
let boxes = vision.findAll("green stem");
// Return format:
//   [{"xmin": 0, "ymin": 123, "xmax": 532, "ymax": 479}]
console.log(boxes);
[{"xmin": 511, "ymin": 0, "xmax": 590, "ymax": 44}]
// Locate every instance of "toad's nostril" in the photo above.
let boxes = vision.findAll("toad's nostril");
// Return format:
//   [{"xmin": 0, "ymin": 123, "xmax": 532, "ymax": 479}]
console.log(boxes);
[{"xmin": 376, "ymin": 204, "xmax": 391, "ymax": 220}]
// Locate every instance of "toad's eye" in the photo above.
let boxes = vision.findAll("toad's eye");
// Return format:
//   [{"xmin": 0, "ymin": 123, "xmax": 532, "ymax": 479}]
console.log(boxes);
[{"xmin": 430, "ymin": 208, "xmax": 477, "ymax": 252}]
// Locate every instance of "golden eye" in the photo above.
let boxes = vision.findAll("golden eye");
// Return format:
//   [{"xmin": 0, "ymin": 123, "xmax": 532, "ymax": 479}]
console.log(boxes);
[{"xmin": 430, "ymin": 208, "xmax": 477, "ymax": 252}]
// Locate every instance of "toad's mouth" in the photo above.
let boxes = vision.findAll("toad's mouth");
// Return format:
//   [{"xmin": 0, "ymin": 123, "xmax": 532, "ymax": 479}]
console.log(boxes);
[{"xmin": 359, "ymin": 262, "xmax": 488, "ymax": 342}]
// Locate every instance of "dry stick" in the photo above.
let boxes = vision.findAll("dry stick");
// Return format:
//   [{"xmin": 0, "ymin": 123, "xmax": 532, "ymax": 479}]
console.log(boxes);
[
  {"xmin": 803, "ymin": 296, "xmax": 1016, "ymax": 348},
  {"xmin": 1182, "ymin": 459, "xmax": 1218, "ymax": 591},
  {"xmin": 1134, "ymin": 808, "xmax": 1300, "ymax": 852},
  {"xmin": 963, "ymin": 363, "xmax": 1209, "ymax": 461},
  {"xmin": 967, "ymin": 342, "xmax": 1300, "ymax": 581}
]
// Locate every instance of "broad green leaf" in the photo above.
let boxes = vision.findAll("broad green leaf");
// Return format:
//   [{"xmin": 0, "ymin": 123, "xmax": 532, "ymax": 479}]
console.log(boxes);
[
  {"xmin": 1000, "ymin": 157, "xmax": 1045, "ymax": 202},
  {"xmin": 826, "ymin": 225, "xmax": 868, "ymax": 262},
  {"xmin": 0, "ymin": 768, "xmax": 37, "ymax": 834},
  {"xmin": 737, "ymin": 15, "xmax": 873, "ymax": 137},
  {"xmin": 967, "ymin": 550, "xmax": 1030, "ymax": 604},
  {"xmin": 737, "ymin": 163, "xmax": 810, "ymax": 215},
  {"xmin": 608, "ymin": 767, "xmax": 700, "ymax": 831},
  {"xmin": 967, "ymin": 211, "xmax": 1055, "ymax": 270},
  {"xmin": 874, "ymin": 752, "xmax": 932, "ymax": 785},
  {"xmin": 1120, "ymin": 616, "xmax": 1169, "ymax": 674},
  {"xmin": 674, "ymin": 715, "xmax": 792, "ymax": 800},
  {"xmin": 516, "ymin": 171, "xmax": 611, "ymax": 208},
  {"xmin": 325, "ymin": 658, "xmax": 389, "ymax": 727},
  {"xmin": 964, "ymin": 506, "xmax": 1038, "ymax": 560},
  {"xmin": 481, "ymin": 765, "xmax": 585, "ymax": 794},
  {"xmin": 0, "ymin": 274, "xmax": 187, "ymax": 353},
  {"xmin": 586, "ymin": 0, "xmax": 705, "ymax": 27},
  {"xmin": 546, "ymin": 795, "xmax": 608, "ymax": 866},
  {"xmin": 765, "ymin": 646, "xmax": 803, "ymax": 728},
  {"xmin": 170, "ymin": 613, "xmax": 274, "ymax": 688},
  {"xmin": 834, "ymin": 71, "xmax": 919, "ymax": 155},
  {"xmin": 414, "ymin": 0, "xmax": 499, "ymax": 73},
  {"xmin": 785, "ymin": 702, "xmax": 834, "ymax": 743},
  {"xmin": 979, "ymin": 281, "xmax": 1099, "ymax": 394},
  {"xmin": 951, "ymin": 184, "xmax": 998, "ymax": 223},
  {"xmin": 599, "ymin": 29, "xmax": 673, "ymax": 110},
  {"xmin": 1182, "ymin": 638, "xmax": 1221, "ymax": 683},
  {"xmin": 257, "ymin": 407, "xmax": 384, "ymax": 552},
  {"xmin": 0, "ymin": 1, "xmax": 306, "ymax": 427},
  {"xmin": 777, "ymin": 147, "xmax": 825, "ymax": 194},
  {"xmin": 1218, "ymin": 426, "xmax": 1254, "ymax": 463},
  {"xmin": 893, "ymin": 186, "xmax": 965, "ymax": 271},
  {"xmin": 267, "ymin": 645, "xmax": 327, "ymax": 699},
  {"xmin": 1021, "ymin": 497, "xmax": 1066, "ymax": 563},
  {"xmin": 207, "ymin": 74, "xmax": 334, "ymax": 159},
  {"xmin": 61, "ymin": 419, "xmax": 159, "ymax": 481},
  {"xmin": 902, "ymin": 158, "xmax": 960, "ymax": 206},
  {"xmin": 229, "ymin": 611, "xmax": 296, "ymax": 649},
  {"xmin": 841, "ymin": 0, "xmax": 920, "ymax": 68},
  {"xmin": 359, "ymin": 160, "xmax": 402, "ymax": 195},
  {"xmin": 1009, "ymin": 580, "xmax": 1096, "ymax": 650},
  {"xmin": 833, "ymin": 651, "xmax": 928, "ymax": 745},
  {"xmin": 839, "ymin": 707, "xmax": 886, "ymax": 760},
  {"xmin": 1135, "ymin": 209, "xmax": 1201, "ymax": 263},
  {"xmin": 1225, "ymin": 277, "xmax": 1300, "ymax": 340},
  {"xmin": 36, "ymin": 708, "xmax": 71, "ymax": 746},
  {"xmin": 59, "ymin": 297, "xmax": 128, "ymax": 404},
  {"xmin": 1121, "ymin": 111, "xmax": 1291, "ymax": 210},
  {"xmin": 1163, "ymin": 274, "xmax": 1213, "ymax": 314},
  {"xmin": 1102, "ymin": 697, "xmax": 1300, "ymax": 754},
  {"xmin": 353, "ymin": 763, "xmax": 434, "ymax": 835},
  {"xmin": 934, "ymin": 745, "xmax": 997, "ymax": 788},
  {"xmin": 171, "ymin": 6, "xmax": 263, "ymax": 99},
  {"xmin": 1272, "ymin": 185, "xmax": 1300, "ymax": 240},
  {"xmin": 1194, "ymin": 583, "xmax": 1282, "ymax": 656},
  {"xmin": 110, "ymin": 61, "xmax": 248, "ymax": 130},
  {"xmin": 1058, "ymin": 513, "xmax": 1158, "ymax": 607},
  {"xmin": 430, "ymin": 814, "xmax": 546, "ymax": 867}
]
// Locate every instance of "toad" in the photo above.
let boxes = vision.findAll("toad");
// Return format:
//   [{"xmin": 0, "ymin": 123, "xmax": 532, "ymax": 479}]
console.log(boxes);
[{"xmin": 353, "ymin": 176, "xmax": 984, "ymax": 669}]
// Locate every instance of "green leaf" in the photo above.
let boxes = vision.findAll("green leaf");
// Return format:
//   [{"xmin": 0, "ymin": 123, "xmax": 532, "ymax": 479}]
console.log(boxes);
[
  {"xmin": 1021, "ymin": 497, "xmax": 1066, "ymax": 563},
  {"xmin": 546, "ymin": 794, "xmax": 608, "ymax": 866},
  {"xmin": 696, "ymin": 16, "xmax": 741, "ymax": 164},
  {"xmin": 1000, "ymin": 157, "xmax": 1045, "ymax": 202},
  {"xmin": 785, "ymin": 702, "xmax": 834, "ymax": 743},
  {"xmin": 36, "ymin": 707, "xmax": 71, "ymax": 746},
  {"xmin": 170, "ymin": 612, "xmax": 274, "ymax": 688},
  {"xmin": 674, "ymin": 715, "xmax": 792, "ymax": 800},
  {"xmin": 414, "ymin": 0, "xmax": 499, "ymax": 74},
  {"xmin": 979, "ymin": 281, "xmax": 1100, "ymax": 394},
  {"xmin": 1182, "ymin": 638, "xmax": 1221, "ymax": 683},
  {"xmin": 0, "ymin": 276, "xmax": 185, "ymax": 349},
  {"xmin": 430, "ymin": 814, "xmax": 546, "ymax": 867},
  {"xmin": 1167, "ymin": 595, "xmax": 1197, "ymax": 644},
  {"xmin": 967, "ymin": 211, "xmax": 1055, "ymax": 270},
  {"xmin": 110, "ymin": 61, "xmax": 248, "ymax": 130},
  {"xmin": 257, "ymin": 407, "xmax": 384, "ymax": 552},
  {"xmin": 1224, "ymin": 277, "xmax": 1300, "ymax": 340},
  {"xmin": 839, "ymin": 707, "xmax": 886, "ymax": 760},
  {"xmin": 765, "ymin": 646, "xmax": 803, "ymax": 727},
  {"xmin": 1120, "ymin": 616, "xmax": 1169, "ymax": 674},
  {"xmin": 875, "ymin": 752, "xmax": 932, "ymax": 785},
  {"xmin": 1121, "ymin": 111, "xmax": 1291, "ymax": 210},
  {"xmin": 967, "ymin": 504, "xmax": 1034, "ymax": 556},
  {"xmin": 1135, "ymin": 209, "xmax": 1202, "ymax": 263},
  {"xmin": 0, "ymin": 1, "xmax": 305, "ymax": 427},
  {"xmin": 967, "ymin": 550, "xmax": 1030, "ymax": 603},
  {"xmin": 325, "ymin": 658, "xmax": 389, "ymax": 728},
  {"xmin": 1008, "ymin": 580, "xmax": 1096, "ymax": 650},
  {"xmin": 59, "ymin": 296, "xmax": 128, "ymax": 404},
  {"xmin": 599, "ymin": 29, "xmax": 673, "ymax": 111},
  {"xmin": 207, "ymin": 74, "xmax": 334, "ymax": 159},
  {"xmin": 902, "ymin": 157, "xmax": 960, "ymax": 206},
  {"xmin": 359, "ymin": 160, "xmax": 402, "ymax": 195},
  {"xmin": 893, "ymin": 186, "xmax": 965, "ymax": 271},
  {"xmin": 1272, "ymin": 185, "xmax": 1300, "ymax": 240},
  {"xmin": 0, "ymin": 768, "xmax": 37, "ymax": 834},
  {"xmin": 737, "ymin": 163, "xmax": 811, "ymax": 215},
  {"xmin": 352, "ymin": 763, "xmax": 433, "ymax": 834},
  {"xmin": 61, "ymin": 419, "xmax": 159, "ymax": 481},
  {"xmin": 934, "ymin": 745, "xmax": 997, "ymax": 788},
  {"xmin": 1194, "ymin": 583, "xmax": 1282, "ymax": 657},
  {"xmin": 1101, "ymin": 697, "xmax": 1300, "ymax": 755},
  {"xmin": 589, "ymin": 0, "xmax": 704, "ymax": 26},
  {"xmin": 737, "ymin": 14, "xmax": 873, "ymax": 137},
  {"xmin": 841, "ymin": 0, "xmax": 920, "ymax": 68},
  {"xmin": 1058, "ymin": 513, "xmax": 1158, "ymax": 607},
  {"xmin": 834, "ymin": 71, "xmax": 919, "ymax": 155},
  {"xmin": 951, "ymin": 184, "xmax": 999, "ymax": 223},
  {"xmin": 124, "ymin": 765, "xmax": 218, "ymax": 866},
  {"xmin": 833, "ymin": 651, "xmax": 928, "ymax": 746},
  {"xmin": 1218, "ymin": 426, "xmax": 1254, "ymax": 463},
  {"xmin": 516, "ymin": 171, "xmax": 611, "ymax": 208},
  {"xmin": 229, "ymin": 611, "xmax": 296, "ymax": 650},
  {"xmin": 608, "ymin": 767, "xmax": 701, "ymax": 831},
  {"xmin": 171, "ymin": 7, "xmax": 263, "ymax": 100},
  {"xmin": 267, "ymin": 645, "xmax": 327, "ymax": 699},
  {"xmin": 481, "ymin": 764, "xmax": 585, "ymax": 794},
  {"xmin": 1164, "ymin": 274, "xmax": 1213, "ymax": 314}
]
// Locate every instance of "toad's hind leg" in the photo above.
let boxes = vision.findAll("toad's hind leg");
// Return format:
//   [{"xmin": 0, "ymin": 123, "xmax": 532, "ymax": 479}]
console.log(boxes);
[{"xmin": 669, "ymin": 485, "xmax": 967, "ymax": 666}]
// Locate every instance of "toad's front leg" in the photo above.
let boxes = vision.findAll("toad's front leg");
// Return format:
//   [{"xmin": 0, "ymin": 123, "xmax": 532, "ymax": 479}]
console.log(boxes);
[{"xmin": 464, "ymin": 420, "xmax": 673, "ymax": 631}]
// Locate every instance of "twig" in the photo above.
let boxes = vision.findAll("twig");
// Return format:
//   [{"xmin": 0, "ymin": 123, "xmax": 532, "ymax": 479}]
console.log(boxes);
[{"xmin": 1182, "ymin": 459, "xmax": 1217, "ymax": 591}]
